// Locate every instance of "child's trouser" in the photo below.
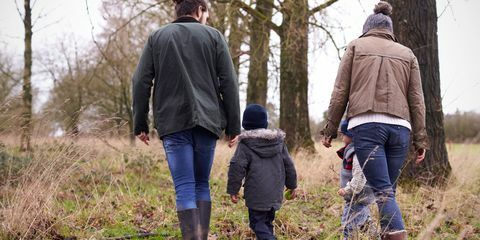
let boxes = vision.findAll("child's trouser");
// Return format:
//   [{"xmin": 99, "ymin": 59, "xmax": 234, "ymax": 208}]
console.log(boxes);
[
  {"xmin": 248, "ymin": 208, "xmax": 276, "ymax": 240},
  {"xmin": 341, "ymin": 202, "xmax": 371, "ymax": 237}
]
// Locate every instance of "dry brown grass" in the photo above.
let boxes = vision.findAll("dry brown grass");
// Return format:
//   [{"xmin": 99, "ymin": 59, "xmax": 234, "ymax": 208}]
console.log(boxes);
[{"xmin": 0, "ymin": 136, "xmax": 479, "ymax": 239}]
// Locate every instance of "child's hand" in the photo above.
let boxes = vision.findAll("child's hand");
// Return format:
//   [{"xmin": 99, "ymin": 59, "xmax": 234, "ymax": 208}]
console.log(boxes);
[
  {"xmin": 226, "ymin": 135, "xmax": 239, "ymax": 148},
  {"xmin": 337, "ymin": 188, "xmax": 346, "ymax": 196},
  {"xmin": 230, "ymin": 194, "xmax": 239, "ymax": 204},
  {"xmin": 285, "ymin": 189, "xmax": 296, "ymax": 200}
]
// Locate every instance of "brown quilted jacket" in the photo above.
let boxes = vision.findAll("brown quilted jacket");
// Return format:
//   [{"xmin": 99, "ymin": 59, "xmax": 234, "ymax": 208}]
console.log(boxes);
[{"xmin": 322, "ymin": 29, "xmax": 428, "ymax": 150}]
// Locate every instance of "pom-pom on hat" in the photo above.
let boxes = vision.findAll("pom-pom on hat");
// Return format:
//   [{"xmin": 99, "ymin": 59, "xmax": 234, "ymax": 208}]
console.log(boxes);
[{"xmin": 362, "ymin": 1, "xmax": 394, "ymax": 34}]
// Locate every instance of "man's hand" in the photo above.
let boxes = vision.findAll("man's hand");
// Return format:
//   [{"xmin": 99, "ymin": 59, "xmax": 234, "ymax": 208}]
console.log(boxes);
[
  {"xmin": 136, "ymin": 132, "xmax": 150, "ymax": 146},
  {"xmin": 322, "ymin": 136, "xmax": 332, "ymax": 148},
  {"xmin": 230, "ymin": 194, "xmax": 239, "ymax": 204},
  {"xmin": 226, "ymin": 135, "xmax": 239, "ymax": 148},
  {"xmin": 416, "ymin": 148, "xmax": 426, "ymax": 164},
  {"xmin": 337, "ymin": 188, "xmax": 347, "ymax": 196}
]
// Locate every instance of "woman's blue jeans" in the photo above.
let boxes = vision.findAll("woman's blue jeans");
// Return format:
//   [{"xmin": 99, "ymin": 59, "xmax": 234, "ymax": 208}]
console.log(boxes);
[
  {"xmin": 162, "ymin": 127, "xmax": 217, "ymax": 211},
  {"xmin": 351, "ymin": 123, "xmax": 410, "ymax": 232}
]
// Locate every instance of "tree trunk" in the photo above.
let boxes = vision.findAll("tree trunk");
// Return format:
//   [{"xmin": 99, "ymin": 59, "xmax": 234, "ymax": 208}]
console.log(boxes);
[
  {"xmin": 20, "ymin": 0, "xmax": 33, "ymax": 152},
  {"xmin": 389, "ymin": 0, "xmax": 451, "ymax": 184},
  {"xmin": 228, "ymin": 7, "xmax": 243, "ymax": 76},
  {"xmin": 246, "ymin": 0, "xmax": 273, "ymax": 106},
  {"xmin": 210, "ymin": 2, "xmax": 228, "ymax": 35},
  {"xmin": 124, "ymin": 88, "xmax": 135, "ymax": 146},
  {"xmin": 279, "ymin": 0, "xmax": 315, "ymax": 152}
]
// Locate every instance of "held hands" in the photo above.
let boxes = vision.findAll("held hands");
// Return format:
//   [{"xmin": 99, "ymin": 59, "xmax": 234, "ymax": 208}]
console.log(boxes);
[
  {"xmin": 136, "ymin": 132, "xmax": 150, "ymax": 146},
  {"xmin": 226, "ymin": 135, "xmax": 239, "ymax": 148},
  {"xmin": 337, "ymin": 188, "xmax": 347, "ymax": 197},
  {"xmin": 230, "ymin": 194, "xmax": 239, "ymax": 204}
]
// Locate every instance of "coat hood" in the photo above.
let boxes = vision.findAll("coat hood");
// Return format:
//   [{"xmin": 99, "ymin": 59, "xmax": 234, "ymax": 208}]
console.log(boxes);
[{"xmin": 239, "ymin": 129, "xmax": 286, "ymax": 158}]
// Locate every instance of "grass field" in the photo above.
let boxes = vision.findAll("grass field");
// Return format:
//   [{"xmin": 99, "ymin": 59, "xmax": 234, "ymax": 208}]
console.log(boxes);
[{"xmin": 0, "ymin": 137, "xmax": 479, "ymax": 239}]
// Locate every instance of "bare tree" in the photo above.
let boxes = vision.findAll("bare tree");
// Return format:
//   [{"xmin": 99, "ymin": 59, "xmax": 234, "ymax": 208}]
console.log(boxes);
[
  {"xmin": 235, "ymin": 0, "xmax": 339, "ymax": 151},
  {"xmin": 43, "ymin": 39, "xmax": 94, "ymax": 137},
  {"xmin": 389, "ymin": 0, "xmax": 451, "ymax": 184},
  {"xmin": 246, "ymin": 0, "xmax": 273, "ymax": 106},
  {"xmin": 17, "ymin": 0, "xmax": 33, "ymax": 151},
  {"xmin": 84, "ymin": 0, "xmax": 171, "ymax": 144},
  {"xmin": 0, "ymin": 54, "xmax": 22, "ymax": 133},
  {"xmin": 0, "ymin": 54, "xmax": 20, "ymax": 104},
  {"xmin": 228, "ymin": 4, "xmax": 247, "ymax": 76}
]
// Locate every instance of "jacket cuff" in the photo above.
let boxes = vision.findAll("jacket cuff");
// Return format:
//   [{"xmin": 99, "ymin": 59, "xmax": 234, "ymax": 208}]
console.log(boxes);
[
  {"xmin": 321, "ymin": 122, "xmax": 338, "ymax": 139},
  {"xmin": 134, "ymin": 127, "xmax": 149, "ymax": 136},
  {"xmin": 413, "ymin": 132, "xmax": 430, "ymax": 150},
  {"xmin": 226, "ymin": 126, "xmax": 241, "ymax": 137},
  {"xmin": 344, "ymin": 186, "xmax": 353, "ymax": 195},
  {"xmin": 226, "ymin": 187, "xmax": 239, "ymax": 196},
  {"xmin": 286, "ymin": 182, "xmax": 297, "ymax": 190}
]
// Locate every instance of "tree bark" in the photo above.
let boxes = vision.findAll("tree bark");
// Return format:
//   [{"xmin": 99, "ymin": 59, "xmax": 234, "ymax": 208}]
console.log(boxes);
[
  {"xmin": 279, "ymin": 0, "xmax": 315, "ymax": 152},
  {"xmin": 246, "ymin": 0, "xmax": 273, "ymax": 106},
  {"xmin": 389, "ymin": 0, "xmax": 451, "ymax": 184},
  {"xmin": 209, "ymin": 2, "xmax": 228, "ymax": 35},
  {"xmin": 20, "ymin": 0, "xmax": 33, "ymax": 151},
  {"xmin": 228, "ymin": 6, "xmax": 243, "ymax": 76}
]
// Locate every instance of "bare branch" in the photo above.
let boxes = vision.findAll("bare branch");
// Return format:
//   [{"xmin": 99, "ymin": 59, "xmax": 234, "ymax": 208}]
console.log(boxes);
[
  {"xmin": 0, "ymin": 65, "xmax": 20, "ymax": 82},
  {"xmin": 108, "ymin": 3, "xmax": 159, "ymax": 38},
  {"xmin": 310, "ymin": 21, "xmax": 343, "ymax": 60},
  {"xmin": 438, "ymin": 0, "xmax": 453, "ymax": 19},
  {"xmin": 14, "ymin": 0, "xmax": 24, "ymax": 21},
  {"xmin": 309, "ymin": 0, "xmax": 339, "ymax": 16},
  {"xmin": 33, "ymin": 17, "xmax": 63, "ymax": 32},
  {"xmin": 31, "ymin": 3, "xmax": 48, "ymax": 27},
  {"xmin": 232, "ymin": 0, "xmax": 281, "ymax": 34},
  {"xmin": 31, "ymin": 0, "xmax": 39, "ymax": 10}
]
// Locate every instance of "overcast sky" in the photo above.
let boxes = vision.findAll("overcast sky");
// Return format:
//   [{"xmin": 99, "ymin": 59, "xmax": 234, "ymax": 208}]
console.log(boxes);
[{"xmin": 0, "ymin": 0, "xmax": 478, "ymax": 120}]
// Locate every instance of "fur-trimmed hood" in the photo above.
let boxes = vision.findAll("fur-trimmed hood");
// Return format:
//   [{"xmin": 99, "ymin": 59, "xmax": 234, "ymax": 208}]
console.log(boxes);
[
  {"xmin": 238, "ymin": 129, "xmax": 286, "ymax": 158},
  {"xmin": 238, "ymin": 128, "xmax": 286, "ymax": 141}
]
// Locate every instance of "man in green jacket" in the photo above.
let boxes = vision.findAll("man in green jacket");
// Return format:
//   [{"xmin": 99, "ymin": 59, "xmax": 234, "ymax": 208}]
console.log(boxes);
[{"xmin": 132, "ymin": 0, "xmax": 240, "ymax": 238}]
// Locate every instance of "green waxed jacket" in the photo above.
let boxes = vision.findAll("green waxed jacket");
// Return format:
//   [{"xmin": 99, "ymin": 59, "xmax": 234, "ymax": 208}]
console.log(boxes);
[{"xmin": 132, "ymin": 17, "xmax": 240, "ymax": 138}]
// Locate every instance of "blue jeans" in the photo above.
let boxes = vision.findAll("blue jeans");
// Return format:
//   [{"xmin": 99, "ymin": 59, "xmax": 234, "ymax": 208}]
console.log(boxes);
[
  {"xmin": 248, "ymin": 208, "xmax": 276, "ymax": 240},
  {"xmin": 162, "ymin": 127, "xmax": 217, "ymax": 211},
  {"xmin": 341, "ymin": 202, "xmax": 371, "ymax": 237},
  {"xmin": 351, "ymin": 123, "xmax": 410, "ymax": 232}
]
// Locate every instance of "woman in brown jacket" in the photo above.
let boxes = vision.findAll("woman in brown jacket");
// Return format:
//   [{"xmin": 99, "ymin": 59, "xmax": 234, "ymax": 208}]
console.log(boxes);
[{"xmin": 321, "ymin": 2, "xmax": 428, "ymax": 239}]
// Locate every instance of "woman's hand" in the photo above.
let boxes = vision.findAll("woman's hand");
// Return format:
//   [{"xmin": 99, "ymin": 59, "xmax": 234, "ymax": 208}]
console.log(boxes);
[
  {"xmin": 322, "ymin": 136, "xmax": 332, "ymax": 148},
  {"xmin": 416, "ymin": 148, "xmax": 426, "ymax": 164},
  {"xmin": 337, "ymin": 188, "xmax": 347, "ymax": 196}
]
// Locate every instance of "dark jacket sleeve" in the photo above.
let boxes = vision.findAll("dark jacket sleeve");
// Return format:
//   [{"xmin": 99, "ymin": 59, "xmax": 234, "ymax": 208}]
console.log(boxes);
[
  {"xmin": 282, "ymin": 144, "xmax": 297, "ymax": 189},
  {"xmin": 132, "ymin": 35, "xmax": 155, "ymax": 135},
  {"xmin": 216, "ymin": 33, "xmax": 241, "ymax": 136},
  {"xmin": 408, "ymin": 56, "xmax": 429, "ymax": 150},
  {"xmin": 227, "ymin": 143, "xmax": 249, "ymax": 195},
  {"xmin": 321, "ymin": 43, "xmax": 354, "ymax": 139}
]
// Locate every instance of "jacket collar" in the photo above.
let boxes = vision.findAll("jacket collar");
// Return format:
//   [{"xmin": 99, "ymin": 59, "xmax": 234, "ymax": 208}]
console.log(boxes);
[
  {"xmin": 173, "ymin": 16, "xmax": 200, "ymax": 23},
  {"xmin": 239, "ymin": 129, "xmax": 286, "ymax": 141},
  {"xmin": 360, "ymin": 28, "xmax": 397, "ymax": 42}
]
